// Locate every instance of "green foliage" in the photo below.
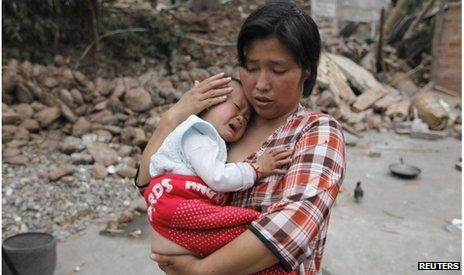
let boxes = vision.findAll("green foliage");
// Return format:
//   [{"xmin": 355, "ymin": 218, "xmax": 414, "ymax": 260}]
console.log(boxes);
[
  {"xmin": 102, "ymin": 11, "xmax": 182, "ymax": 63},
  {"xmin": 3, "ymin": 1, "xmax": 57, "ymax": 46},
  {"xmin": 3, "ymin": 0, "xmax": 96, "ymax": 61},
  {"xmin": 2, "ymin": 0, "xmax": 182, "ymax": 69}
]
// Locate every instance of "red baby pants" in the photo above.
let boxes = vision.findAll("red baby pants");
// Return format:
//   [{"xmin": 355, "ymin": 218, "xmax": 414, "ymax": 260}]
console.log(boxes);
[{"xmin": 144, "ymin": 174, "xmax": 296, "ymax": 275}]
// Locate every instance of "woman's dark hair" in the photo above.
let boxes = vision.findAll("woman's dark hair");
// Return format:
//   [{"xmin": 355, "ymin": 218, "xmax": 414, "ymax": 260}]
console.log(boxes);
[{"xmin": 237, "ymin": 1, "xmax": 321, "ymax": 97}]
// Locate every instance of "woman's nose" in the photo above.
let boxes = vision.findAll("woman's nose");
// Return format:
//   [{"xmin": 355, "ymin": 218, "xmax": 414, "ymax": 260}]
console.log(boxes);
[{"xmin": 256, "ymin": 71, "xmax": 270, "ymax": 92}]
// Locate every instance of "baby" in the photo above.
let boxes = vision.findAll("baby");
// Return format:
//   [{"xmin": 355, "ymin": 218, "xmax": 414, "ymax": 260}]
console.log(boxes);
[{"xmin": 143, "ymin": 79, "xmax": 292, "ymax": 263}]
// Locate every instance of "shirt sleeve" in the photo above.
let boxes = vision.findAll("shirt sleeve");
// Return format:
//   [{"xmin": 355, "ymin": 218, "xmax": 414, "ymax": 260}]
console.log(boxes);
[
  {"xmin": 182, "ymin": 131, "xmax": 255, "ymax": 192},
  {"xmin": 248, "ymin": 115, "xmax": 346, "ymax": 272}
]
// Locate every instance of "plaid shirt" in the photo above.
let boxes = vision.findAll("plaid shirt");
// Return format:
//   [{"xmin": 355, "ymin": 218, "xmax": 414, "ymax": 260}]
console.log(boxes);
[{"xmin": 227, "ymin": 105, "xmax": 346, "ymax": 275}]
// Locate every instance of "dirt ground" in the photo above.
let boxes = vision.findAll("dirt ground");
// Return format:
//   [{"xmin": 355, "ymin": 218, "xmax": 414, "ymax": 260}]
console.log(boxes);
[
  {"xmin": 324, "ymin": 131, "xmax": 461, "ymax": 275},
  {"xmin": 52, "ymin": 130, "xmax": 461, "ymax": 275}
]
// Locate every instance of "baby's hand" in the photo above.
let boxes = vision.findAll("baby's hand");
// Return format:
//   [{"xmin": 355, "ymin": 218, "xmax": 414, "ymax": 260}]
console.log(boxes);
[{"xmin": 254, "ymin": 147, "xmax": 292, "ymax": 178}]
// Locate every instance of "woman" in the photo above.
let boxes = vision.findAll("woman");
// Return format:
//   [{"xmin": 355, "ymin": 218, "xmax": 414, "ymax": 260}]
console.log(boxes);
[{"xmin": 135, "ymin": 2, "xmax": 346, "ymax": 274}]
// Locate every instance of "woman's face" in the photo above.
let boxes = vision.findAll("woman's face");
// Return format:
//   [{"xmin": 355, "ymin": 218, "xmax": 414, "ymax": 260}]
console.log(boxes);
[{"xmin": 239, "ymin": 36, "xmax": 305, "ymax": 121}]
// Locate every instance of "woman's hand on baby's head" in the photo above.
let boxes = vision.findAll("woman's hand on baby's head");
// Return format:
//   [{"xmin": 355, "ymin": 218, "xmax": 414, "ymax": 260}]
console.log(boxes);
[
  {"xmin": 255, "ymin": 147, "xmax": 293, "ymax": 178},
  {"xmin": 185, "ymin": 72, "xmax": 233, "ymax": 111},
  {"xmin": 165, "ymin": 72, "xmax": 233, "ymax": 123}
]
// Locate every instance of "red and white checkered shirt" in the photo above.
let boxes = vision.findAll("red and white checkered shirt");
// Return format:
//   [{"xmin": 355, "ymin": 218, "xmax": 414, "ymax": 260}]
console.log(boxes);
[{"xmin": 227, "ymin": 105, "xmax": 346, "ymax": 275}]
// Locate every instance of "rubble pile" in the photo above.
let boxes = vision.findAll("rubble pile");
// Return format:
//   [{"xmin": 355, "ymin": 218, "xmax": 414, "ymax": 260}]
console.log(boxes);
[
  {"xmin": 2, "ymin": 56, "xmax": 182, "ymax": 175},
  {"xmin": 1, "ymin": 57, "xmax": 182, "ymax": 238},
  {"xmin": 305, "ymin": 51, "xmax": 461, "ymax": 138},
  {"xmin": 323, "ymin": 32, "xmax": 432, "ymax": 87},
  {"xmin": 305, "ymin": 3, "xmax": 460, "ymax": 138}
]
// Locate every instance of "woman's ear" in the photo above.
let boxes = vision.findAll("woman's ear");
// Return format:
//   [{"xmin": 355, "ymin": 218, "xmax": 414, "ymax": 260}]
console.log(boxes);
[
  {"xmin": 300, "ymin": 69, "xmax": 311, "ymax": 85},
  {"xmin": 304, "ymin": 69, "xmax": 311, "ymax": 80}
]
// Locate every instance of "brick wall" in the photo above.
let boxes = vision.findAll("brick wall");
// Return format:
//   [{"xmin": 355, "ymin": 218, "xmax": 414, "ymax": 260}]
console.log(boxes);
[{"xmin": 432, "ymin": 2, "xmax": 462, "ymax": 96}]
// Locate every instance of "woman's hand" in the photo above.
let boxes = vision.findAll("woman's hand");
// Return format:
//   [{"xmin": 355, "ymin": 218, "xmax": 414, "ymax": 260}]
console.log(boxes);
[
  {"xmin": 164, "ymin": 72, "xmax": 233, "ymax": 125},
  {"xmin": 151, "ymin": 253, "xmax": 203, "ymax": 275}
]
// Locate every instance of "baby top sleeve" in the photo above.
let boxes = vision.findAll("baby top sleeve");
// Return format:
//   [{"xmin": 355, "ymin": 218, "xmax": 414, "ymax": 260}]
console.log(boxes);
[
  {"xmin": 149, "ymin": 115, "xmax": 205, "ymax": 177},
  {"xmin": 149, "ymin": 115, "xmax": 255, "ymax": 191},
  {"xmin": 180, "ymin": 117, "xmax": 255, "ymax": 192}
]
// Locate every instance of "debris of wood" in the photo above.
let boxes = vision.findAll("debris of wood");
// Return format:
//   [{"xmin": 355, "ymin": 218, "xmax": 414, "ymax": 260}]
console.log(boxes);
[
  {"xmin": 316, "ymin": 90, "xmax": 338, "ymax": 108},
  {"xmin": 411, "ymin": 91, "xmax": 449, "ymax": 130},
  {"xmin": 353, "ymin": 85, "xmax": 388, "ymax": 112},
  {"xmin": 410, "ymin": 129, "xmax": 450, "ymax": 140},
  {"xmin": 366, "ymin": 113, "xmax": 382, "ymax": 130},
  {"xmin": 327, "ymin": 53, "xmax": 383, "ymax": 92},
  {"xmin": 376, "ymin": 8, "xmax": 387, "ymax": 77},
  {"xmin": 390, "ymin": 71, "xmax": 420, "ymax": 97},
  {"xmin": 318, "ymin": 53, "xmax": 357, "ymax": 103},
  {"xmin": 373, "ymin": 94, "xmax": 403, "ymax": 112},
  {"xmin": 385, "ymin": 99, "xmax": 411, "ymax": 120}
]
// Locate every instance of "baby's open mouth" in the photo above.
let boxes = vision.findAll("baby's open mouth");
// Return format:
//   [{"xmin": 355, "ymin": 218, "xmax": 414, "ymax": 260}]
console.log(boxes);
[{"xmin": 228, "ymin": 124, "xmax": 236, "ymax": 132}]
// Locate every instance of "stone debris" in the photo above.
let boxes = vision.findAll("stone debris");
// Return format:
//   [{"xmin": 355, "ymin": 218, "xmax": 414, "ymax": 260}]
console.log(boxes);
[
  {"xmin": 48, "ymin": 166, "xmax": 75, "ymax": 181},
  {"xmin": 4, "ymin": 155, "xmax": 30, "ymax": 165},
  {"xmin": 117, "ymin": 210, "xmax": 134, "ymax": 224},
  {"xmin": 129, "ymin": 229, "xmax": 143, "ymax": 238},
  {"xmin": 92, "ymin": 163, "xmax": 109, "ymax": 180}
]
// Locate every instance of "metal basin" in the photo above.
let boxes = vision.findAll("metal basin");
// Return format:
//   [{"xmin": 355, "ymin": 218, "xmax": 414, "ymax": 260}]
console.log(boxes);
[
  {"xmin": 2, "ymin": 232, "xmax": 56, "ymax": 275},
  {"xmin": 389, "ymin": 157, "xmax": 421, "ymax": 179}
]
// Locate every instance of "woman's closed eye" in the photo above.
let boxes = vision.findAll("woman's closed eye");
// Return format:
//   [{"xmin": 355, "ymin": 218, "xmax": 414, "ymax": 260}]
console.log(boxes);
[
  {"xmin": 273, "ymin": 69, "xmax": 287, "ymax": 75},
  {"xmin": 244, "ymin": 65, "xmax": 258, "ymax": 72}
]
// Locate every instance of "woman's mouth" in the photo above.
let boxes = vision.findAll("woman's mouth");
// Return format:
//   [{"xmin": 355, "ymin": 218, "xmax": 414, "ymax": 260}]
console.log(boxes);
[{"xmin": 254, "ymin": 96, "xmax": 273, "ymax": 108}]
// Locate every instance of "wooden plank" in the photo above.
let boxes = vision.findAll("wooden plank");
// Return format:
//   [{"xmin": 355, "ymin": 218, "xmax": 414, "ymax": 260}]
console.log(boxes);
[
  {"xmin": 327, "ymin": 53, "xmax": 383, "ymax": 92},
  {"xmin": 353, "ymin": 85, "xmax": 388, "ymax": 112},
  {"xmin": 373, "ymin": 94, "xmax": 403, "ymax": 112},
  {"xmin": 317, "ymin": 53, "xmax": 357, "ymax": 104}
]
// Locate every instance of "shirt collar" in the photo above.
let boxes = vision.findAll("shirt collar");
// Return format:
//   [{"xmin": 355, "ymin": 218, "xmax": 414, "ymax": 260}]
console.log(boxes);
[{"xmin": 285, "ymin": 103, "xmax": 306, "ymax": 123}]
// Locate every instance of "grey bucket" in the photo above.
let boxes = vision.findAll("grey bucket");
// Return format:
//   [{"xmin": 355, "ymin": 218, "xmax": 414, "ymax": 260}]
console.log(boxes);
[{"xmin": 2, "ymin": 232, "xmax": 57, "ymax": 275}]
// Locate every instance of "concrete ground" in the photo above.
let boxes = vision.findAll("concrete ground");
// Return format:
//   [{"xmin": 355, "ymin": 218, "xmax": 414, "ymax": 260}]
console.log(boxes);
[{"xmin": 55, "ymin": 131, "xmax": 461, "ymax": 275}]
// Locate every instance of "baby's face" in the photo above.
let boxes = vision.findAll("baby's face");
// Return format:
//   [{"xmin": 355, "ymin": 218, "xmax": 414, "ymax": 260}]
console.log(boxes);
[{"xmin": 201, "ymin": 81, "xmax": 251, "ymax": 142}]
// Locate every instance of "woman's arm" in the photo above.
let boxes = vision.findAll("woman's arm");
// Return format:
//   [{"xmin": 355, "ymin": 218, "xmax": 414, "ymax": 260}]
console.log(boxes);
[
  {"xmin": 135, "ymin": 73, "xmax": 233, "ymax": 186},
  {"xmin": 152, "ymin": 230, "xmax": 279, "ymax": 275},
  {"xmin": 152, "ymin": 114, "xmax": 346, "ymax": 273}
]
